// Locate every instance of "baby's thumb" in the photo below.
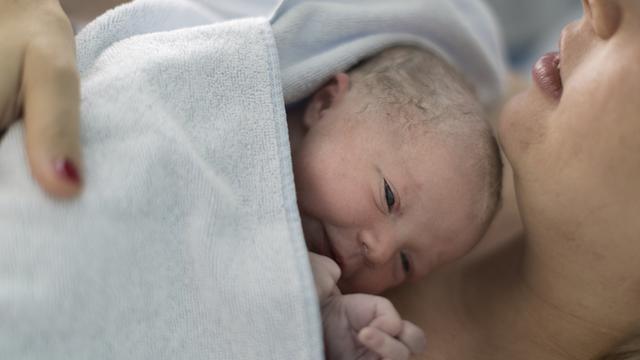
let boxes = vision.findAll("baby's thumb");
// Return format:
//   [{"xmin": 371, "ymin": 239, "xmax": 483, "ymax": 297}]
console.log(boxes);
[
  {"xmin": 324, "ymin": 257, "xmax": 341, "ymax": 286},
  {"xmin": 309, "ymin": 253, "xmax": 342, "ymax": 302}
]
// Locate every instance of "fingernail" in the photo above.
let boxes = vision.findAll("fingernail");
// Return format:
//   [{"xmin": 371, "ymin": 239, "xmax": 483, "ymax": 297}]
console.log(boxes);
[{"xmin": 54, "ymin": 158, "xmax": 81, "ymax": 185}]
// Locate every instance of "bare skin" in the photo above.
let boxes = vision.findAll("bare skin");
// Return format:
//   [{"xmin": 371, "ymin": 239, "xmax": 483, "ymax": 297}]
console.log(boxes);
[
  {"xmin": 287, "ymin": 73, "xmax": 490, "ymax": 295},
  {"xmin": 310, "ymin": 252, "xmax": 427, "ymax": 360},
  {"xmin": 388, "ymin": 1, "xmax": 640, "ymax": 359},
  {"xmin": 386, "ymin": 160, "xmax": 535, "ymax": 360}
]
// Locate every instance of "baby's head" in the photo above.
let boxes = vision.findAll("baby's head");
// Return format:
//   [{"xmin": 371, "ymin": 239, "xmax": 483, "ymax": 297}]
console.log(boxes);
[{"xmin": 288, "ymin": 46, "xmax": 502, "ymax": 294}]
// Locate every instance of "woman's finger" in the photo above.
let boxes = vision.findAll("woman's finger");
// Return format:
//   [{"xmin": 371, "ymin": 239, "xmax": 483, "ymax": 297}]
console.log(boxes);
[{"xmin": 21, "ymin": 13, "xmax": 83, "ymax": 198}]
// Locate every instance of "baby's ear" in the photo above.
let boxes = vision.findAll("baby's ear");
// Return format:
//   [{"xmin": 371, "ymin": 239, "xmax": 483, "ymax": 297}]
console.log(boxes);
[{"xmin": 303, "ymin": 73, "xmax": 350, "ymax": 129}]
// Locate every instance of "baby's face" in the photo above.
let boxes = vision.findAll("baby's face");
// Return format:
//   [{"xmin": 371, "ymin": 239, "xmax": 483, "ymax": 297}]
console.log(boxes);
[{"xmin": 292, "ymin": 77, "xmax": 489, "ymax": 294}]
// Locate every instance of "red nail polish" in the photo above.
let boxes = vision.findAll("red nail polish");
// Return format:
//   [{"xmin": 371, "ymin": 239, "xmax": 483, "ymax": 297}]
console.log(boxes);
[{"xmin": 54, "ymin": 159, "xmax": 81, "ymax": 184}]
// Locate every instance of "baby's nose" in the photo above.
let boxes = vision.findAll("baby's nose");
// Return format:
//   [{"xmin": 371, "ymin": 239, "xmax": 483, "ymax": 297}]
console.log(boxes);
[{"xmin": 359, "ymin": 230, "xmax": 396, "ymax": 266}]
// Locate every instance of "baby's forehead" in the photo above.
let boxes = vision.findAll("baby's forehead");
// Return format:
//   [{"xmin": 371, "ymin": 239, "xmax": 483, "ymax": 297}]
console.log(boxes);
[
  {"xmin": 352, "ymin": 103, "xmax": 431, "ymax": 141},
  {"xmin": 396, "ymin": 136, "xmax": 489, "ymax": 207},
  {"xmin": 394, "ymin": 153, "xmax": 490, "ymax": 257}
]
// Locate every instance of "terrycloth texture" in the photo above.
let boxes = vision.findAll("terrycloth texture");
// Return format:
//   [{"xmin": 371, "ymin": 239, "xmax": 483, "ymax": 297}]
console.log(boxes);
[
  {"xmin": 271, "ymin": 0, "xmax": 507, "ymax": 108},
  {"xmin": 0, "ymin": 11, "xmax": 321, "ymax": 360}
]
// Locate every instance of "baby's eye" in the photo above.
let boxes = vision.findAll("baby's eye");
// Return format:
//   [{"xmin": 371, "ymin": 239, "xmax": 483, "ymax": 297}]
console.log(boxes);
[
  {"xmin": 400, "ymin": 251, "xmax": 411, "ymax": 275},
  {"xmin": 383, "ymin": 179, "xmax": 395, "ymax": 211}
]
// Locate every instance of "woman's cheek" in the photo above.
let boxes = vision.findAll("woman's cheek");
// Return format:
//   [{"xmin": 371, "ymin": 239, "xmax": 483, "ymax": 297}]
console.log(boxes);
[
  {"xmin": 499, "ymin": 89, "xmax": 555, "ymax": 168},
  {"xmin": 497, "ymin": 91, "xmax": 533, "ymax": 163}
]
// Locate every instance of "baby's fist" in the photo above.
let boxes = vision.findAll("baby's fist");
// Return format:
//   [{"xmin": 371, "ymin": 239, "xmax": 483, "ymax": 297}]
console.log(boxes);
[{"xmin": 323, "ymin": 294, "xmax": 426, "ymax": 360}]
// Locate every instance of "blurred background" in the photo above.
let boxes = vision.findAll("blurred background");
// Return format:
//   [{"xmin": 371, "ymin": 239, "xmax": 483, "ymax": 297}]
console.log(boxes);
[{"xmin": 484, "ymin": 0, "xmax": 582, "ymax": 73}]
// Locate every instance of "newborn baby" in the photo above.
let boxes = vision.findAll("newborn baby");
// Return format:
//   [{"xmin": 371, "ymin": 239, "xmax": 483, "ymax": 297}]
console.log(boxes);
[
  {"xmin": 292, "ymin": 46, "xmax": 502, "ymax": 294},
  {"xmin": 293, "ymin": 45, "xmax": 502, "ymax": 359}
]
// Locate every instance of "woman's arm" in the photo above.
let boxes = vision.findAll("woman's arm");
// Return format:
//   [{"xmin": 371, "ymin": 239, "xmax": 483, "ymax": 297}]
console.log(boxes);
[{"xmin": 0, "ymin": 0, "xmax": 82, "ymax": 197}]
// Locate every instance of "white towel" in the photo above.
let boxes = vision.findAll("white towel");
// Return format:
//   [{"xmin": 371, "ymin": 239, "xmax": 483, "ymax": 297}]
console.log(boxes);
[{"xmin": 0, "ymin": 12, "xmax": 321, "ymax": 360}]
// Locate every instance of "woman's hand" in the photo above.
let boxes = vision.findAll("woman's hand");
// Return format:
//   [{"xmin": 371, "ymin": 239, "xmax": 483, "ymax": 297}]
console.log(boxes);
[{"xmin": 0, "ymin": 0, "xmax": 83, "ymax": 198}]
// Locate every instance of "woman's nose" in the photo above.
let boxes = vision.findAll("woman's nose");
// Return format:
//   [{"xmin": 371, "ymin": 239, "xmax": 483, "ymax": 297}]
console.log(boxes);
[{"xmin": 359, "ymin": 230, "xmax": 396, "ymax": 266}]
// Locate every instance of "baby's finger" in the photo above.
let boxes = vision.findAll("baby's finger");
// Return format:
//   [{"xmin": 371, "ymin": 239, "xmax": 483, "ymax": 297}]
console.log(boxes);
[
  {"xmin": 367, "ymin": 298, "xmax": 404, "ymax": 336},
  {"xmin": 21, "ymin": 20, "xmax": 82, "ymax": 198},
  {"xmin": 358, "ymin": 326, "xmax": 410, "ymax": 360},
  {"xmin": 397, "ymin": 320, "xmax": 427, "ymax": 355},
  {"xmin": 309, "ymin": 253, "xmax": 342, "ymax": 302},
  {"xmin": 309, "ymin": 252, "xmax": 341, "ymax": 284}
]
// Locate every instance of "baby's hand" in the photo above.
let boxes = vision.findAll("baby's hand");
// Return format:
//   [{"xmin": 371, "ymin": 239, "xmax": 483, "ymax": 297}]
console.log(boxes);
[
  {"xmin": 322, "ymin": 293, "xmax": 426, "ymax": 360},
  {"xmin": 309, "ymin": 252, "xmax": 341, "ymax": 304}
]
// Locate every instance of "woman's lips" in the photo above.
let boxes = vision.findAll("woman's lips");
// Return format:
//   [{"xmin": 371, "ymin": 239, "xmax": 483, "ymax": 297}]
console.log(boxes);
[{"xmin": 532, "ymin": 51, "xmax": 563, "ymax": 100}]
